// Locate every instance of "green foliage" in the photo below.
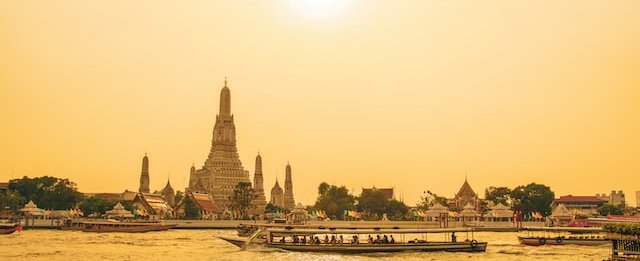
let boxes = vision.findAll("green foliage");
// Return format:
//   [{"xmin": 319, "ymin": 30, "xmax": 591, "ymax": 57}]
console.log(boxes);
[
  {"xmin": 79, "ymin": 197, "xmax": 116, "ymax": 217},
  {"xmin": 356, "ymin": 189, "xmax": 409, "ymax": 220},
  {"xmin": 265, "ymin": 203, "xmax": 282, "ymax": 213},
  {"xmin": 386, "ymin": 199, "xmax": 409, "ymax": 220},
  {"xmin": 598, "ymin": 204, "xmax": 624, "ymax": 216},
  {"xmin": 0, "ymin": 189, "xmax": 25, "ymax": 212},
  {"xmin": 485, "ymin": 186, "xmax": 511, "ymax": 206},
  {"xmin": 313, "ymin": 182, "xmax": 355, "ymax": 219},
  {"xmin": 510, "ymin": 183, "xmax": 554, "ymax": 216},
  {"xmin": 604, "ymin": 223, "xmax": 640, "ymax": 235},
  {"xmin": 183, "ymin": 196, "xmax": 200, "ymax": 219},
  {"xmin": 229, "ymin": 182, "xmax": 256, "ymax": 219},
  {"xmin": 416, "ymin": 190, "xmax": 448, "ymax": 210},
  {"xmin": 174, "ymin": 191, "xmax": 184, "ymax": 206},
  {"xmin": 8, "ymin": 176, "xmax": 84, "ymax": 210}
]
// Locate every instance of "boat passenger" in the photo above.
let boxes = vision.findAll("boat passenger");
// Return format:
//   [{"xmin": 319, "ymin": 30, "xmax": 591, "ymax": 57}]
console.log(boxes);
[
  {"xmin": 390, "ymin": 235, "xmax": 395, "ymax": 244},
  {"xmin": 383, "ymin": 235, "xmax": 389, "ymax": 244},
  {"xmin": 451, "ymin": 232, "xmax": 457, "ymax": 243},
  {"xmin": 279, "ymin": 237, "xmax": 286, "ymax": 243},
  {"xmin": 352, "ymin": 235, "xmax": 359, "ymax": 244},
  {"xmin": 301, "ymin": 236, "xmax": 306, "ymax": 244},
  {"xmin": 324, "ymin": 235, "xmax": 329, "ymax": 244},
  {"xmin": 330, "ymin": 235, "xmax": 336, "ymax": 244},
  {"xmin": 338, "ymin": 235, "xmax": 344, "ymax": 244},
  {"xmin": 375, "ymin": 235, "xmax": 382, "ymax": 244},
  {"xmin": 293, "ymin": 235, "xmax": 299, "ymax": 243},
  {"xmin": 314, "ymin": 236, "xmax": 321, "ymax": 244},
  {"xmin": 368, "ymin": 235, "xmax": 374, "ymax": 244}
]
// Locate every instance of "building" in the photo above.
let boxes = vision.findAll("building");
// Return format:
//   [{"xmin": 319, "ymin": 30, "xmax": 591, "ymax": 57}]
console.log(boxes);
[
  {"xmin": 361, "ymin": 187, "xmax": 395, "ymax": 200},
  {"xmin": 250, "ymin": 154, "xmax": 267, "ymax": 215},
  {"xmin": 188, "ymin": 79, "xmax": 251, "ymax": 210},
  {"xmin": 139, "ymin": 153, "xmax": 150, "ymax": 193},
  {"xmin": 175, "ymin": 192, "xmax": 220, "ymax": 219},
  {"xmin": 448, "ymin": 178, "xmax": 479, "ymax": 210},
  {"xmin": 0, "ymin": 182, "xmax": 8, "ymax": 194},
  {"xmin": 270, "ymin": 178, "xmax": 284, "ymax": 208},
  {"xmin": 553, "ymin": 195, "xmax": 607, "ymax": 216},
  {"xmin": 637, "ymin": 191, "xmax": 640, "ymax": 208},
  {"xmin": 132, "ymin": 193, "xmax": 173, "ymax": 219},
  {"xmin": 161, "ymin": 179, "xmax": 176, "ymax": 207},
  {"xmin": 596, "ymin": 190, "xmax": 626, "ymax": 207},
  {"xmin": 283, "ymin": 163, "xmax": 295, "ymax": 210}
]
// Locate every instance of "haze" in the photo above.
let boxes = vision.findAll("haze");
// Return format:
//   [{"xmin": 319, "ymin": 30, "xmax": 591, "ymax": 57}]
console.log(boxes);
[{"xmin": 1, "ymin": 1, "xmax": 639, "ymax": 206}]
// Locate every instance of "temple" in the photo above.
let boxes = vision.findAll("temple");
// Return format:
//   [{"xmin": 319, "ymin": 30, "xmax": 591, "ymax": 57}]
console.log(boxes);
[
  {"xmin": 448, "ymin": 178, "xmax": 480, "ymax": 210},
  {"xmin": 251, "ymin": 154, "xmax": 267, "ymax": 215},
  {"xmin": 270, "ymin": 178, "xmax": 284, "ymax": 208},
  {"xmin": 188, "ymin": 79, "xmax": 251, "ymax": 210},
  {"xmin": 161, "ymin": 179, "xmax": 175, "ymax": 207},
  {"xmin": 283, "ymin": 162, "xmax": 295, "ymax": 210},
  {"xmin": 138, "ymin": 153, "xmax": 150, "ymax": 193}
]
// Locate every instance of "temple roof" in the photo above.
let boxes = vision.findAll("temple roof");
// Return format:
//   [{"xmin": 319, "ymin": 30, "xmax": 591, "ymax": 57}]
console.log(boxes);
[
  {"xmin": 362, "ymin": 187, "xmax": 394, "ymax": 200},
  {"xmin": 189, "ymin": 192, "xmax": 220, "ymax": 214},
  {"xmin": 454, "ymin": 179, "xmax": 477, "ymax": 199},
  {"xmin": 555, "ymin": 195, "xmax": 607, "ymax": 203}
]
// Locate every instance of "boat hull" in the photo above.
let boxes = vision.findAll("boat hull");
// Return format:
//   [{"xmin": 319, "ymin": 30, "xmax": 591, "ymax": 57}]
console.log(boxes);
[
  {"xmin": 81, "ymin": 224, "xmax": 175, "ymax": 233},
  {"xmin": 0, "ymin": 226, "xmax": 18, "ymax": 235},
  {"xmin": 266, "ymin": 242, "xmax": 487, "ymax": 253},
  {"xmin": 518, "ymin": 236, "xmax": 609, "ymax": 246}
]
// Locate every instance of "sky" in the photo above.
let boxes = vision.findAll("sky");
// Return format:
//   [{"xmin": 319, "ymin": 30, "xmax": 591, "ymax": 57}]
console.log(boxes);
[{"xmin": 1, "ymin": 1, "xmax": 639, "ymax": 207}]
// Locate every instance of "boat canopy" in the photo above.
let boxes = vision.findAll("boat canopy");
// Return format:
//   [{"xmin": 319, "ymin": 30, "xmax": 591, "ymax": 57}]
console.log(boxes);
[
  {"xmin": 265, "ymin": 227, "xmax": 477, "ymax": 236},
  {"xmin": 522, "ymin": 226, "xmax": 603, "ymax": 233}
]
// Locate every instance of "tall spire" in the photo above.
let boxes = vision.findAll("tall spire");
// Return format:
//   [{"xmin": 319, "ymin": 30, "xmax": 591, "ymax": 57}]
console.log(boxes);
[
  {"xmin": 139, "ymin": 153, "xmax": 150, "ymax": 193},
  {"xmin": 283, "ymin": 162, "xmax": 295, "ymax": 210},
  {"xmin": 219, "ymin": 77, "xmax": 231, "ymax": 115}
]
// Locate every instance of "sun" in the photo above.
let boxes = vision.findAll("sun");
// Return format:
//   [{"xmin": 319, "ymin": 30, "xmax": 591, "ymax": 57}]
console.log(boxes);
[{"xmin": 287, "ymin": 0, "xmax": 354, "ymax": 20}]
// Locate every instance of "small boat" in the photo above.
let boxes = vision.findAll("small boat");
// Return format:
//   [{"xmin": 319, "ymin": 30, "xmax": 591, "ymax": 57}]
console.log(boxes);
[
  {"xmin": 74, "ymin": 220, "xmax": 175, "ymax": 233},
  {"xmin": 518, "ymin": 226, "xmax": 609, "ymax": 246},
  {"xmin": 0, "ymin": 223, "xmax": 20, "ymax": 235},
  {"xmin": 220, "ymin": 227, "xmax": 487, "ymax": 253}
]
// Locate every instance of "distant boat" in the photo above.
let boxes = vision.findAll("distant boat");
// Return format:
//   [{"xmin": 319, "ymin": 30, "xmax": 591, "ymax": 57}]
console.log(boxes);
[
  {"xmin": 220, "ymin": 227, "xmax": 488, "ymax": 253},
  {"xmin": 63, "ymin": 220, "xmax": 175, "ymax": 233},
  {"xmin": 0, "ymin": 223, "xmax": 20, "ymax": 235},
  {"xmin": 517, "ymin": 226, "xmax": 609, "ymax": 246}
]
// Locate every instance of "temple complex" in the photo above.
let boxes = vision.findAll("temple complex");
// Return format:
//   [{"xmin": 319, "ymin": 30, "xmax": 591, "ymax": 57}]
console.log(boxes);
[
  {"xmin": 138, "ymin": 153, "xmax": 150, "ymax": 193},
  {"xmin": 270, "ymin": 178, "xmax": 284, "ymax": 208},
  {"xmin": 188, "ymin": 79, "xmax": 251, "ymax": 210},
  {"xmin": 251, "ymin": 154, "xmax": 267, "ymax": 215},
  {"xmin": 283, "ymin": 163, "xmax": 295, "ymax": 210},
  {"xmin": 448, "ymin": 178, "xmax": 479, "ymax": 210}
]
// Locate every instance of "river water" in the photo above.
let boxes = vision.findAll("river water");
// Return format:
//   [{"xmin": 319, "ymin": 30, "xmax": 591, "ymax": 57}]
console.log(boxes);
[{"xmin": 0, "ymin": 229, "xmax": 610, "ymax": 260}]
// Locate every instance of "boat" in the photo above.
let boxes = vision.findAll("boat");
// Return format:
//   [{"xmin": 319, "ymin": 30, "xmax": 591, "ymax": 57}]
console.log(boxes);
[
  {"xmin": 0, "ymin": 223, "xmax": 20, "ymax": 235},
  {"xmin": 220, "ymin": 227, "xmax": 488, "ymax": 253},
  {"xmin": 70, "ymin": 220, "xmax": 176, "ymax": 233},
  {"xmin": 518, "ymin": 226, "xmax": 609, "ymax": 246}
]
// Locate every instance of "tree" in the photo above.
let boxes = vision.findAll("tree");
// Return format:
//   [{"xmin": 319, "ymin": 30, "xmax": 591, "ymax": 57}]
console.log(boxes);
[
  {"xmin": 416, "ymin": 190, "xmax": 448, "ymax": 210},
  {"xmin": 174, "ymin": 191, "xmax": 184, "ymax": 206},
  {"xmin": 510, "ymin": 183, "xmax": 554, "ymax": 216},
  {"xmin": 183, "ymin": 196, "xmax": 200, "ymax": 219},
  {"xmin": 0, "ymin": 190, "xmax": 25, "ymax": 212},
  {"xmin": 229, "ymin": 182, "xmax": 256, "ymax": 219},
  {"xmin": 598, "ymin": 204, "xmax": 623, "ymax": 216},
  {"xmin": 386, "ymin": 199, "xmax": 409, "ymax": 220},
  {"xmin": 357, "ymin": 189, "xmax": 389, "ymax": 218},
  {"xmin": 79, "ymin": 197, "xmax": 115, "ymax": 217},
  {"xmin": 313, "ymin": 182, "xmax": 355, "ymax": 220},
  {"xmin": 8, "ymin": 176, "xmax": 83, "ymax": 210},
  {"xmin": 485, "ymin": 186, "xmax": 511, "ymax": 206},
  {"xmin": 265, "ymin": 203, "xmax": 282, "ymax": 214}
]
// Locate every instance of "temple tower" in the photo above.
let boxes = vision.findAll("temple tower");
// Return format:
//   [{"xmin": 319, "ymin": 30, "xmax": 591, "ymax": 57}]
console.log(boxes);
[
  {"xmin": 187, "ymin": 78, "xmax": 251, "ymax": 210},
  {"xmin": 138, "ymin": 153, "xmax": 150, "ymax": 193},
  {"xmin": 270, "ymin": 178, "xmax": 284, "ymax": 209},
  {"xmin": 283, "ymin": 162, "xmax": 295, "ymax": 210},
  {"xmin": 251, "ymin": 153, "xmax": 267, "ymax": 214},
  {"xmin": 161, "ymin": 179, "xmax": 176, "ymax": 207}
]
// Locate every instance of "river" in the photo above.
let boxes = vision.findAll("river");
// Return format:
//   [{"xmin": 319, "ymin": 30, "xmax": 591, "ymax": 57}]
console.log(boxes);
[{"xmin": 0, "ymin": 230, "xmax": 609, "ymax": 260}]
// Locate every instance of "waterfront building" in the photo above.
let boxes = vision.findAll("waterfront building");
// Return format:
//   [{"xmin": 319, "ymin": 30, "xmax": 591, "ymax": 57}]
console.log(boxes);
[
  {"xmin": 448, "ymin": 178, "xmax": 479, "ymax": 210},
  {"xmin": 132, "ymin": 193, "xmax": 173, "ymax": 218},
  {"xmin": 552, "ymin": 195, "xmax": 607, "ymax": 216},
  {"xmin": 270, "ymin": 178, "xmax": 284, "ymax": 208},
  {"xmin": 361, "ymin": 187, "xmax": 394, "ymax": 200},
  {"xmin": 187, "ymin": 79, "xmax": 251, "ymax": 210},
  {"xmin": 283, "ymin": 163, "xmax": 295, "ymax": 210},
  {"xmin": 250, "ymin": 154, "xmax": 267, "ymax": 215},
  {"xmin": 596, "ymin": 190, "xmax": 626, "ymax": 207},
  {"xmin": 139, "ymin": 153, "xmax": 150, "ymax": 193},
  {"xmin": 161, "ymin": 179, "xmax": 176, "ymax": 207},
  {"xmin": 175, "ymin": 192, "xmax": 220, "ymax": 219}
]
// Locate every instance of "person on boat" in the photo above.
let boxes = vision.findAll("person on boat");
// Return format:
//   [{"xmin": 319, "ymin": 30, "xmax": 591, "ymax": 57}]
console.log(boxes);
[
  {"xmin": 314, "ymin": 236, "xmax": 321, "ymax": 244},
  {"xmin": 451, "ymin": 232, "xmax": 457, "ymax": 243},
  {"xmin": 390, "ymin": 235, "xmax": 395, "ymax": 244},
  {"xmin": 383, "ymin": 235, "xmax": 389, "ymax": 244},
  {"xmin": 375, "ymin": 235, "xmax": 382, "ymax": 244},
  {"xmin": 352, "ymin": 235, "xmax": 359, "ymax": 244},
  {"xmin": 330, "ymin": 235, "xmax": 336, "ymax": 244},
  {"xmin": 279, "ymin": 237, "xmax": 286, "ymax": 243},
  {"xmin": 301, "ymin": 236, "xmax": 306, "ymax": 244},
  {"xmin": 324, "ymin": 235, "xmax": 329, "ymax": 244},
  {"xmin": 368, "ymin": 235, "xmax": 374, "ymax": 244},
  {"xmin": 293, "ymin": 235, "xmax": 299, "ymax": 243},
  {"xmin": 338, "ymin": 235, "xmax": 344, "ymax": 244}
]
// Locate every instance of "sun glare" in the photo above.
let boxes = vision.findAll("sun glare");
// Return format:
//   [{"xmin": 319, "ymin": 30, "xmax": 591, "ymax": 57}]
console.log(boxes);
[{"xmin": 287, "ymin": 0, "xmax": 353, "ymax": 19}]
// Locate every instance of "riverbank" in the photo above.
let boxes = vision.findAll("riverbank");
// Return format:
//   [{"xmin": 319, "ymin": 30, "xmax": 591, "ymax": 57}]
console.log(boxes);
[{"xmin": 20, "ymin": 218, "xmax": 543, "ymax": 232}]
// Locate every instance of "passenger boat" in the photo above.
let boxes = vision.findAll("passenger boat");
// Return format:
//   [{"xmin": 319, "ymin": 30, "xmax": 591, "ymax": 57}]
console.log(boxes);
[
  {"xmin": 518, "ymin": 226, "xmax": 609, "ymax": 246},
  {"xmin": 68, "ymin": 220, "xmax": 175, "ymax": 233},
  {"xmin": 220, "ymin": 227, "xmax": 487, "ymax": 253},
  {"xmin": 0, "ymin": 223, "xmax": 20, "ymax": 235}
]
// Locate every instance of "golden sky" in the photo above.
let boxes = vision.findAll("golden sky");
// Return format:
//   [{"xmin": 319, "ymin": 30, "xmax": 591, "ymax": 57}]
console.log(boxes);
[{"xmin": 1, "ymin": 1, "xmax": 639, "ymax": 206}]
